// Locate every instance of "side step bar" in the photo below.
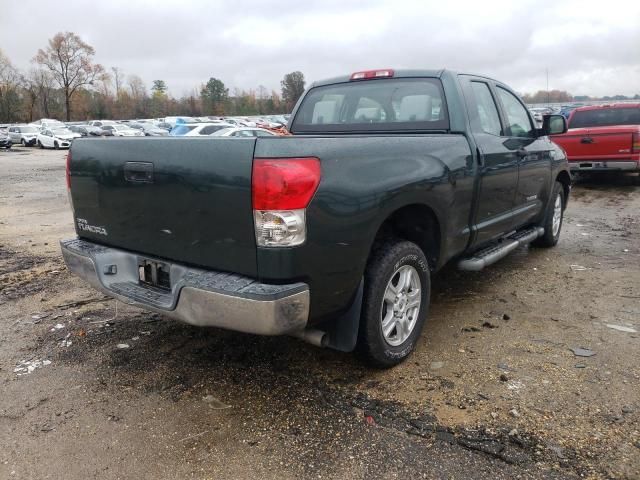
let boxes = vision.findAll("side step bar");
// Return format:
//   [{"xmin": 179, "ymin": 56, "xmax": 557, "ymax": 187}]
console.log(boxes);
[{"xmin": 458, "ymin": 227, "xmax": 544, "ymax": 271}]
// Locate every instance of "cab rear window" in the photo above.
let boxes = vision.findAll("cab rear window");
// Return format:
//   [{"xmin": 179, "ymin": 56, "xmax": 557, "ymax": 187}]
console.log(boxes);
[
  {"xmin": 570, "ymin": 107, "xmax": 640, "ymax": 128},
  {"xmin": 291, "ymin": 78, "xmax": 448, "ymax": 133}
]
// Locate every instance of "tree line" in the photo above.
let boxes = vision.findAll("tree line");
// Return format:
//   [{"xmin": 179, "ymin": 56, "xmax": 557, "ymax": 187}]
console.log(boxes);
[
  {"xmin": 0, "ymin": 31, "xmax": 306, "ymax": 123},
  {"xmin": 521, "ymin": 89, "xmax": 639, "ymax": 104}
]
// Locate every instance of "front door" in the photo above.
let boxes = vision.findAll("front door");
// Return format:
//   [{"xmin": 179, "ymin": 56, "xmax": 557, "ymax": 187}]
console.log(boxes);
[
  {"xmin": 493, "ymin": 86, "xmax": 552, "ymax": 229},
  {"xmin": 461, "ymin": 77, "xmax": 519, "ymax": 247}
]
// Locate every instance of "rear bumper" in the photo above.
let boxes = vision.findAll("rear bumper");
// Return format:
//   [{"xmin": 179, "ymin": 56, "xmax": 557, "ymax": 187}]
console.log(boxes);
[
  {"xmin": 569, "ymin": 160, "xmax": 639, "ymax": 172},
  {"xmin": 60, "ymin": 238, "xmax": 310, "ymax": 335}
]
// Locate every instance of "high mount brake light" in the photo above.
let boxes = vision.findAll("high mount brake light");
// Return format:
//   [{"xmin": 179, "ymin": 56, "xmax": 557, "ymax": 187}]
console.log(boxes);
[
  {"xmin": 350, "ymin": 69, "xmax": 394, "ymax": 81},
  {"xmin": 252, "ymin": 157, "xmax": 321, "ymax": 247}
]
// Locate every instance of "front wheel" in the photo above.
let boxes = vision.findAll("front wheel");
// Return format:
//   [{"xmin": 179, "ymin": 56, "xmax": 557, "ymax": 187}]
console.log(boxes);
[
  {"xmin": 358, "ymin": 239, "xmax": 430, "ymax": 368},
  {"xmin": 21, "ymin": 139, "xmax": 26, "ymax": 147},
  {"xmin": 54, "ymin": 141, "xmax": 59, "ymax": 150},
  {"xmin": 533, "ymin": 181, "xmax": 565, "ymax": 247},
  {"xmin": 38, "ymin": 140, "xmax": 44, "ymax": 149}
]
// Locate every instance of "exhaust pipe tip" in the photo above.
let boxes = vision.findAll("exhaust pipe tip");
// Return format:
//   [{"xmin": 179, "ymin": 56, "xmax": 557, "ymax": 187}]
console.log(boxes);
[{"xmin": 291, "ymin": 328, "xmax": 328, "ymax": 348}]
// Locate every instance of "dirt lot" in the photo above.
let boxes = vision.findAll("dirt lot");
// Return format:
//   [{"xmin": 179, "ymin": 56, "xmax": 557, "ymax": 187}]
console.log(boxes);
[{"xmin": 1, "ymin": 147, "xmax": 638, "ymax": 479}]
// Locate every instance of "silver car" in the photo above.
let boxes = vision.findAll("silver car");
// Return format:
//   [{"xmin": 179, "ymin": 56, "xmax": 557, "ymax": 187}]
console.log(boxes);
[{"xmin": 7, "ymin": 125, "xmax": 39, "ymax": 146}]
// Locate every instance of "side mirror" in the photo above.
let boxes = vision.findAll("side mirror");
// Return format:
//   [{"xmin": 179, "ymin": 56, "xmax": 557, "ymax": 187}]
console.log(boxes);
[{"xmin": 542, "ymin": 114, "xmax": 567, "ymax": 136}]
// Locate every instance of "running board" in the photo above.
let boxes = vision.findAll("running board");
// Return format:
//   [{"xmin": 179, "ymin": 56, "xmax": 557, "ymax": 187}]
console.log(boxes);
[{"xmin": 458, "ymin": 227, "xmax": 544, "ymax": 271}]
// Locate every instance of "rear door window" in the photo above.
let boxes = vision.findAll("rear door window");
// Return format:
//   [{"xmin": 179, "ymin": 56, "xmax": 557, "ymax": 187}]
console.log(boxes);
[
  {"xmin": 292, "ymin": 78, "xmax": 448, "ymax": 133},
  {"xmin": 470, "ymin": 82, "xmax": 502, "ymax": 136},
  {"xmin": 570, "ymin": 107, "xmax": 640, "ymax": 128}
]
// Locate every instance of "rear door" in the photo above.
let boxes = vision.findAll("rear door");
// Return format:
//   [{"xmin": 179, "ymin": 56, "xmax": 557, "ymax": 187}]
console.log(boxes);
[
  {"xmin": 493, "ymin": 85, "xmax": 551, "ymax": 229},
  {"xmin": 69, "ymin": 137, "xmax": 258, "ymax": 276},
  {"xmin": 461, "ymin": 77, "xmax": 519, "ymax": 246}
]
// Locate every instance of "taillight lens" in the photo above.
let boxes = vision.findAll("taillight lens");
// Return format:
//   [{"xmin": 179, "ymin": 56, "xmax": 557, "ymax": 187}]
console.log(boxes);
[
  {"xmin": 252, "ymin": 158, "xmax": 320, "ymax": 247},
  {"xmin": 632, "ymin": 132, "xmax": 640, "ymax": 154}
]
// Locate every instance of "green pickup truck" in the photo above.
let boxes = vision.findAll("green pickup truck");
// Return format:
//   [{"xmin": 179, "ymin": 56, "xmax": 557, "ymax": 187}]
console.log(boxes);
[{"xmin": 61, "ymin": 69, "xmax": 571, "ymax": 367}]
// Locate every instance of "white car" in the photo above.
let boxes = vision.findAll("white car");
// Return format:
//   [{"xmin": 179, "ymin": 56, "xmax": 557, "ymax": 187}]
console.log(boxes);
[
  {"xmin": 30, "ymin": 118, "xmax": 65, "ymax": 131},
  {"xmin": 88, "ymin": 120, "xmax": 117, "ymax": 128},
  {"xmin": 170, "ymin": 123, "xmax": 234, "ymax": 136},
  {"xmin": 36, "ymin": 127, "xmax": 81, "ymax": 149},
  {"xmin": 102, "ymin": 125, "xmax": 144, "ymax": 137},
  {"xmin": 210, "ymin": 127, "xmax": 276, "ymax": 137}
]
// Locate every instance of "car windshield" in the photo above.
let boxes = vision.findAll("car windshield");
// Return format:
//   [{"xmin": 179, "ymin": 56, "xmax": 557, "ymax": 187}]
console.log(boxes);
[
  {"xmin": 570, "ymin": 107, "xmax": 640, "ymax": 128},
  {"xmin": 292, "ymin": 77, "xmax": 449, "ymax": 133},
  {"xmin": 21, "ymin": 126, "xmax": 38, "ymax": 133},
  {"xmin": 53, "ymin": 128, "xmax": 72, "ymax": 135},
  {"xmin": 113, "ymin": 125, "xmax": 130, "ymax": 131}
]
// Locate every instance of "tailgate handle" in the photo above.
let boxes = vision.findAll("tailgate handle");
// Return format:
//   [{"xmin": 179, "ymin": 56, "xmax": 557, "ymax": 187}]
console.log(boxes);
[
  {"xmin": 124, "ymin": 162, "xmax": 154, "ymax": 183},
  {"xmin": 580, "ymin": 137, "xmax": 594, "ymax": 144}
]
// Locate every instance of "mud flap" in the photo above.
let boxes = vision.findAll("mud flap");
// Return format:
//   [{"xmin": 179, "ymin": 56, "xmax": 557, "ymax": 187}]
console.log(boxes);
[{"xmin": 322, "ymin": 279, "xmax": 363, "ymax": 352}]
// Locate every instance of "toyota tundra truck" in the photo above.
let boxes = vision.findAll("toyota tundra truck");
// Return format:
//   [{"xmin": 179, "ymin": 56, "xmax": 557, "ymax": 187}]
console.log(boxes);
[
  {"xmin": 552, "ymin": 103, "xmax": 640, "ymax": 173},
  {"xmin": 61, "ymin": 69, "xmax": 571, "ymax": 367}
]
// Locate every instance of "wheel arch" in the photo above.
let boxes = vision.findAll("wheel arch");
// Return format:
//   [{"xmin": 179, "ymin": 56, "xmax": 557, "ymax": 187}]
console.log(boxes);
[
  {"xmin": 369, "ymin": 203, "xmax": 442, "ymax": 272},
  {"xmin": 556, "ymin": 170, "xmax": 571, "ymax": 206}
]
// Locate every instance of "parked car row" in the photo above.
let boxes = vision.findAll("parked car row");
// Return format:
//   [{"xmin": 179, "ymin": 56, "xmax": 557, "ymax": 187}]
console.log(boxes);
[{"xmin": 0, "ymin": 113, "xmax": 291, "ymax": 150}]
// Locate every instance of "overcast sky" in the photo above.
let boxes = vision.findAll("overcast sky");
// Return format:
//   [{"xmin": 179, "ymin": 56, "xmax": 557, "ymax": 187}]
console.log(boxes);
[{"xmin": 1, "ymin": 0, "xmax": 638, "ymax": 97}]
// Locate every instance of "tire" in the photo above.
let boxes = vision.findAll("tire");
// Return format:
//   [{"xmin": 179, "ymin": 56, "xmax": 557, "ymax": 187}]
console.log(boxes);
[
  {"xmin": 358, "ymin": 238, "xmax": 430, "ymax": 368},
  {"xmin": 38, "ymin": 140, "xmax": 43, "ymax": 149},
  {"xmin": 54, "ymin": 141, "xmax": 59, "ymax": 150},
  {"xmin": 21, "ymin": 139, "xmax": 26, "ymax": 147},
  {"xmin": 533, "ymin": 180, "xmax": 565, "ymax": 247}
]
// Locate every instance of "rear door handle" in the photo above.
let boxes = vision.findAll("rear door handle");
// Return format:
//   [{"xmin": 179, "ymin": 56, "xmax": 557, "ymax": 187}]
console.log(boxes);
[
  {"xmin": 124, "ymin": 162, "xmax": 154, "ymax": 183},
  {"xmin": 580, "ymin": 137, "xmax": 594, "ymax": 144}
]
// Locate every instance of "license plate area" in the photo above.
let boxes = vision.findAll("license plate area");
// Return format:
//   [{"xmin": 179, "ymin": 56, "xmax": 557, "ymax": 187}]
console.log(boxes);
[{"xmin": 138, "ymin": 259, "xmax": 171, "ymax": 291}]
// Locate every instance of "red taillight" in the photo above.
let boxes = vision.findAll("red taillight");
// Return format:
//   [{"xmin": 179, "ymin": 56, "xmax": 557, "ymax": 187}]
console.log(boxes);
[
  {"xmin": 350, "ymin": 69, "xmax": 394, "ymax": 81},
  {"xmin": 66, "ymin": 150, "xmax": 71, "ymax": 190},
  {"xmin": 632, "ymin": 132, "xmax": 640, "ymax": 154},
  {"xmin": 252, "ymin": 158, "xmax": 321, "ymax": 210}
]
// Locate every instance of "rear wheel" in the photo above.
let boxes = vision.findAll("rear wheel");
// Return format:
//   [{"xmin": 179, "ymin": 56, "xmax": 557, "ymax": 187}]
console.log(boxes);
[
  {"xmin": 533, "ymin": 180, "xmax": 565, "ymax": 247},
  {"xmin": 358, "ymin": 238, "xmax": 430, "ymax": 368},
  {"xmin": 54, "ymin": 141, "xmax": 59, "ymax": 150}
]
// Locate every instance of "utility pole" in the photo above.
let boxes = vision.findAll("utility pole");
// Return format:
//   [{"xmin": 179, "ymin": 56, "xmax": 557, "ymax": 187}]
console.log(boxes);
[{"xmin": 546, "ymin": 68, "xmax": 550, "ymax": 105}]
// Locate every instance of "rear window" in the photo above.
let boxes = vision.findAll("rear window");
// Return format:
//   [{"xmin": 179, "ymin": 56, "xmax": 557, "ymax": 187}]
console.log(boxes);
[
  {"xmin": 570, "ymin": 107, "xmax": 640, "ymax": 128},
  {"xmin": 291, "ymin": 78, "xmax": 448, "ymax": 133}
]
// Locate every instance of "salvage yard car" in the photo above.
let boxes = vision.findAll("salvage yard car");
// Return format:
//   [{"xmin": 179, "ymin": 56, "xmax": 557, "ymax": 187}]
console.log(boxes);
[
  {"xmin": 7, "ymin": 125, "xmax": 39, "ymax": 146},
  {"xmin": 552, "ymin": 103, "xmax": 640, "ymax": 173},
  {"xmin": 36, "ymin": 127, "xmax": 80, "ymax": 149},
  {"xmin": 0, "ymin": 128, "xmax": 12, "ymax": 149},
  {"xmin": 61, "ymin": 69, "xmax": 571, "ymax": 367},
  {"xmin": 101, "ymin": 124, "xmax": 144, "ymax": 137}
]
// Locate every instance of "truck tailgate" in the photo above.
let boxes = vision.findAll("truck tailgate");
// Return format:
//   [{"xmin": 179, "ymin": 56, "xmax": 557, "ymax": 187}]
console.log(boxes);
[
  {"xmin": 69, "ymin": 137, "xmax": 258, "ymax": 277},
  {"xmin": 553, "ymin": 127, "xmax": 636, "ymax": 161}
]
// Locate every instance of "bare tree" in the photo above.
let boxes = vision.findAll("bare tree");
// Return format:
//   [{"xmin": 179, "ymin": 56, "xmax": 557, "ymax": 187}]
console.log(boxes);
[
  {"xmin": 34, "ymin": 31, "xmax": 105, "ymax": 120},
  {"xmin": 34, "ymin": 69, "xmax": 56, "ymax": 118},
  {"xmin": 111, "ymin": 67, "xmax": 123, "ymax": 98},
  {"xmin": 0, "ymin": 49, "xmax": 22, "ymax": 122}
]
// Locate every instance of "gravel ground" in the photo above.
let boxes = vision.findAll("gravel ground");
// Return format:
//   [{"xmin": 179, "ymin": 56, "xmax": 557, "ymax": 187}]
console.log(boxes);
[{"xmin": 1, "ymin": 147, "xmax": 639, "ymax": 480}]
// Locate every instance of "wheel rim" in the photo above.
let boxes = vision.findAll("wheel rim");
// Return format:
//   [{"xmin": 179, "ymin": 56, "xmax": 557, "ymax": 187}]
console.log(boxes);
[
  {"xmin": 552, "ymin": 193, "xmax": 562, "ymax": 237},
  {"xmin": 380, "ymin": 265, "xmax": 421, "ymax": 346}
]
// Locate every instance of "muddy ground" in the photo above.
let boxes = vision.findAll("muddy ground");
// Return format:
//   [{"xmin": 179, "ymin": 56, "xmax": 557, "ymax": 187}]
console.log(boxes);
[{"xmin": 0, "ymin": 147, "xmax": 638, "ymax": 480}]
